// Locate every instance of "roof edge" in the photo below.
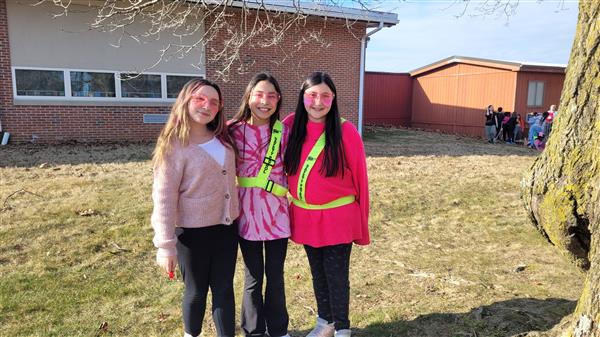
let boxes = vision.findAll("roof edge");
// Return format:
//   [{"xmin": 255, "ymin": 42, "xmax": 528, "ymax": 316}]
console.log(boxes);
[
  {"xmin": 213, "ymin": 0, "xmax": 398, "ymax": 26},
  {"xmin": 410, "ymin": 55, "xmax": 566, "ymax": 76}
]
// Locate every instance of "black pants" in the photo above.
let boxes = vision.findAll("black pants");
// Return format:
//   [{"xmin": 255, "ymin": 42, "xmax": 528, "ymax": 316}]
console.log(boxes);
[
  {"xmin": 176, "ymin": 225, "xmax": 238, "ymax": 337},
  {"xmin": 503, "ymin": 126, "xmax": 514, "ymax": 142},
  {"xmin": 239, "ymin": 237, "xmax": 289, "ymax": 337},
  {"xmin": 304, "ymin": 243, "xmax": 352, "ymax": 331}
]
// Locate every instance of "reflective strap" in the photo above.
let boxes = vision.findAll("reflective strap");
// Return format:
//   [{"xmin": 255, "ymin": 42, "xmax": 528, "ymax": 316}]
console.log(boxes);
[
  {"xmin": 291, "ymin": 195, "xmax": 355, "ymax": 210},
  {"xmin": 255, "ymin": 120, "xmax": 283, "ymax": 183},
  {"xmin": 237, "ymin": 120, "xmax": 287, "ymax": 196},
  {"xmin": 237, "ymin": 176, "xmax": 288, "ymax": 197},
  {"xmin": 298, "ymin": 132, "xmax": 325, "ymax": 202},
  {"xmin": 297, "ymin": 118, "xmax": 346, "ymax": 202}
]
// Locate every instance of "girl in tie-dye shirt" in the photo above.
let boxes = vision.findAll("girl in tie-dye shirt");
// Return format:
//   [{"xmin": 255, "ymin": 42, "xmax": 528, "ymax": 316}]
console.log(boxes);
[{"xmin": 229, "ymin": 72, "xmax": 291, "ymax": 337}]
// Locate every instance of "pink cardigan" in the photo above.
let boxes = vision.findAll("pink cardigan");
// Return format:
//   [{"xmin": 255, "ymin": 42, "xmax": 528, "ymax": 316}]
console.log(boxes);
[
  {"xmin": 284, "ymin": 114, "xmax": 370, "ymax": 248},
  {"xmin": 151, "ymin": 139, "xmax": 239, "ymax": 258}
]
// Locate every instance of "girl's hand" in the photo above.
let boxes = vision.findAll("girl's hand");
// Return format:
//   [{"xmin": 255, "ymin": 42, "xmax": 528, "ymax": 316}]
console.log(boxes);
[{"xmin": 157, "ymin": 255, "xmax": 177, "ymax": 277}]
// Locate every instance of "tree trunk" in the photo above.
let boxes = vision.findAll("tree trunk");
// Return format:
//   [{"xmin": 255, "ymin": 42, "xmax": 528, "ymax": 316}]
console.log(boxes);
[{"xmin": 521, "ymin": 1, "xmax": 599, "ymax": 336}]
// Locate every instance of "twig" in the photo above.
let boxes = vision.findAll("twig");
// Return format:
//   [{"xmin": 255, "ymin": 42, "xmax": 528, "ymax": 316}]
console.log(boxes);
[
  {"xmin": 2, "ymin": 189, "xmax": 44, "ymax": 211},
  {"xmin": 304, "ymin": 305, "xmax": 316, "ymax": 315},
  {"xmin": 109, "ymin": 242, "xmax": 131, "ymax": 253}
]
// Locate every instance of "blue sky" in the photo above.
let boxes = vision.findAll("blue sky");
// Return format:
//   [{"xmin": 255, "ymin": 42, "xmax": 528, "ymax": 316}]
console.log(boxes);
[{"xmin": 365, "ymin": 1, "xmax": 579, "ymax": 72}]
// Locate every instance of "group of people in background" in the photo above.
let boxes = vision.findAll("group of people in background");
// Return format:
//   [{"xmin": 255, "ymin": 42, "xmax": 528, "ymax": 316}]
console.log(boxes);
[
  {"xmin": 151, "ymin": 71, "xmax": 369, "ymax": 337},
  {"xmin": 484, "ymin": 104, "xmax": 557, "ymax": 151}
]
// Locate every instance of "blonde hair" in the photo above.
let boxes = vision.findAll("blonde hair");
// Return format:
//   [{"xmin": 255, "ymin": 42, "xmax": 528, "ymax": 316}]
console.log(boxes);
[{"xmin": 152, "ymin": 78, "xmax": 235, "ymax": 167}]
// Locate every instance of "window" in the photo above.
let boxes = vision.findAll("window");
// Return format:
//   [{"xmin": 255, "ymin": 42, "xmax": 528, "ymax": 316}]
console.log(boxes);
[
  {"xmin": 167, "ymin": 75, "xmax": 202, "ymax": 98},
  {"xmin": 71, "ymin": 71, "xmax": 116, "ymax": 97},
  {"xmin": 15, "ymin": 69, "xmax": 65, "ymax": 96},
  {"xmin": 527, "ymin": 81, "xmax": 544, "ymax": 107},
  {"xmin": 121, "ymin": 73, "xmax": 162, "ymax": 98},
  {"xmin": 12, "ymin": 67, "xmax": 205, "ymax": 102}
]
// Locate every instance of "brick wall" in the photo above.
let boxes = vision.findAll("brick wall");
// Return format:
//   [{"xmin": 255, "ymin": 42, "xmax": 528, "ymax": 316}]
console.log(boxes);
[
  {"xmin": 206, "ymin": 10, "xmax": 365, "ymax": 128},
  {"xmin": 0, "ymin": 2, "xmax": 365, "ymax": 143}
]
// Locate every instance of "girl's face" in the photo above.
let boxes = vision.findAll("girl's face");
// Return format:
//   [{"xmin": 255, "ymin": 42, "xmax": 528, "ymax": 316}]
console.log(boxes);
[
  {"xmin": 304, "ymin": 83, "xmax": 335, "ymax": 123},
  {"xmin": 248, "ymin": 80, "xmax": 280, "ymax": 126},
  {"xmin": 187, "ymin": 85, "xmax": 220, "ymax": 127}
]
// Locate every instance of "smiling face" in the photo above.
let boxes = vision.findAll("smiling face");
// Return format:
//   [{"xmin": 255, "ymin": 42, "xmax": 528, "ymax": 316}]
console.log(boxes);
[
  {"xmin": 248, "ymin": 80, "xmax": 280, "ymax": 126},
  {"xmin": 303, "ymin": 83, "xmax": 335, "ymax": 123},
  {"xmin": 187, "ymin": 85, "xmax": 220, "ymax": 127}
]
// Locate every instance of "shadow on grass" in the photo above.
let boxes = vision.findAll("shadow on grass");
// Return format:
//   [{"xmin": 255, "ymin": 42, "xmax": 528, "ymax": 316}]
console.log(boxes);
[
  {"xmin": 0, "ymin": 142, "xmax": 155, "ymax": 168},
  {"xmin": 290, "ymin": 298, "xmax": 575, "ymax": 337},
  {"xmin": 363, "ymin": 127, "xmax": 539, "ymax": 158}
]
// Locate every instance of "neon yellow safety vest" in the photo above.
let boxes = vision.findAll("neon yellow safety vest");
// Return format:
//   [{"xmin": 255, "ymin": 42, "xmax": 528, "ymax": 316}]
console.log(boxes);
[
  {"xmin": 291, "ymin": 120, "xmax": 355, "ymax": 210},
  {"xmin": 237, "ymin": 120, "xmax": 288, "ymax": 197}
]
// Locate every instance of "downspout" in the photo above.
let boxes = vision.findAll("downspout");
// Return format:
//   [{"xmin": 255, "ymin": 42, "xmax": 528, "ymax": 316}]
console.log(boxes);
[{"xmin": 358, "ymin": 21, "xmax": 384, "ymax": 137}]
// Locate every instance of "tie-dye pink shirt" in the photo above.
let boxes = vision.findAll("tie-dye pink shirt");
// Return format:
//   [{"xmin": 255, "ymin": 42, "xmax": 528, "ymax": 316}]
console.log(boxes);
[{"xmin": 229, "ymin": 121, "xmax": 291, "ymax": 241}]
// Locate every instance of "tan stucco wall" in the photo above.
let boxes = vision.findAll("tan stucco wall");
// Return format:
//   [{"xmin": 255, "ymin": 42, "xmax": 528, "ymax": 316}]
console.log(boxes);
[{"xmin": 6, "ymin": 0, "xmax": 205, "ymax": 74}]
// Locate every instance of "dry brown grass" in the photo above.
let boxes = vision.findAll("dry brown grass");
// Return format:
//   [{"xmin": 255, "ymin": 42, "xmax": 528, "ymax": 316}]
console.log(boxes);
[{"xmin": 0, "ymin": 127, "xmax": 582, "ymax": 337}]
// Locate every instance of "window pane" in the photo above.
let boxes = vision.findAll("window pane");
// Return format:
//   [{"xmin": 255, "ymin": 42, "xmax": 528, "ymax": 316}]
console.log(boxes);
[
  {"xmin": 535, "ymin": 82, "xmax": 544, "ymax": 106},
  {"xmin": 527, "ymin": 81, "xmax": 537, "ymax": 106},
  {"xmin": 15, "ymin": 69, "xmax": 64, "ymax": 96},
  {"xmin": 167, "ymin": 75, "xmax": 202, "ymax": 98},
  {"xmin": 121, "ymin": 74, "xmax": 162, "ymax": 98},
  {"xmin": 71, "ymin": 72, "xmax": 115, "ymax": 97}
]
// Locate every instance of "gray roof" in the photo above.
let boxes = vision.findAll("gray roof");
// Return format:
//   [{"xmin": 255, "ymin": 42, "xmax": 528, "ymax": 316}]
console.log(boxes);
[
  {"xmin": 410, "ymin": 55, "xmax": 566, "ymax": 76},
  {"xmin": 221, "ymin": 0, "xmax": 398, "ymax": 27}
]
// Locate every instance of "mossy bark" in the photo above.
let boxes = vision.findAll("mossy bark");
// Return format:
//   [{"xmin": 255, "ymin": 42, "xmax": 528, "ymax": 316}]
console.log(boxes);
[{"xmin": 521, "ymin": 2, "xmax": 599, "ymax": 336}]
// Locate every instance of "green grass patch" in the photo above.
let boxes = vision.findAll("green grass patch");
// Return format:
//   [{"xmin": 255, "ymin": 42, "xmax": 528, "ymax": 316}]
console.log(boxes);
[{"xmin": 0, "ymin": 128, "xmax": 582, "ymax": 336}]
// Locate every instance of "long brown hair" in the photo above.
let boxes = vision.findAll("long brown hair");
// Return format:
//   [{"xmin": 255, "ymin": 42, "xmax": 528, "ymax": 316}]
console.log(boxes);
[
  {"xmin": 152, "ymin": 78, "xmax": 235, "ymax": 167},
  {"xmin": 284, "ymin": 72, "xmax": 345, "ymax": 177},
  {"xmin": 230, "ymin": 72, "xmax": 283, "ymax": 129}
]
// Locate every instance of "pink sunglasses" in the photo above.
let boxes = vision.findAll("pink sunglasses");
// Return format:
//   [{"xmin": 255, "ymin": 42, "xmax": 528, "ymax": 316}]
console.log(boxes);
[{"xmin": 304, "ymin": 91, "xmax": 335, "ymax": 107}]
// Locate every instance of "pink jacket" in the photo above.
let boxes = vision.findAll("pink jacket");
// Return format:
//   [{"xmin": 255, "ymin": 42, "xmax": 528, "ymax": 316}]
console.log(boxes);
[
  {"xmin": 151, "ymin": 139, "xmax": 239, "ymax": 258},
  {"xmin": 283, "ymin": 114, "xmax": 370, "ymax": 248}
]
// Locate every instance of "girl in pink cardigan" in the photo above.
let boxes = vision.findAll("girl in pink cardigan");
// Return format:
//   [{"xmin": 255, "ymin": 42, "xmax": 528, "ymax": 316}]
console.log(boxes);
[
  {"xmin": 283, "ymin": 72, "xmax": 370, "ymax": 337},
  {"xmin": 151, "ymin": 78, "xmax": 239, "ymax": 337},
  {"xmin": 229, "ymin": 73, "xmax": 292, "ymax": 337}
]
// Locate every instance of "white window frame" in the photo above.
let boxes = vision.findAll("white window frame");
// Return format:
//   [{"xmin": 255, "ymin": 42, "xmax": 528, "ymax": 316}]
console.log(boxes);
[
  {"xmin": 527, "ymin": 80, "xmax": 545, "ymax": 107},
  {"xmin": 12, "ymin": 66, "xmax": 205, "ymax": 104}
]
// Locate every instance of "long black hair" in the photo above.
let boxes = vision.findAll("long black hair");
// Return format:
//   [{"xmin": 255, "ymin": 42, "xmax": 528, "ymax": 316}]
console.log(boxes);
[
  {"xmin": 231, "ymin": 72, "xmax": 283, "ymax": 129},
  {"xmin": 284, "ymin": 72, "xmax": 345, "ymax": 177}
]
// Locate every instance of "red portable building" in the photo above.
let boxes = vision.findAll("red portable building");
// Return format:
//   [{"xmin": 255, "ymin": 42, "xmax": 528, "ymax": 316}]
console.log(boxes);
[{"xmin": 408, "ymin": 56, "xmax": 565, "ymax": 137}]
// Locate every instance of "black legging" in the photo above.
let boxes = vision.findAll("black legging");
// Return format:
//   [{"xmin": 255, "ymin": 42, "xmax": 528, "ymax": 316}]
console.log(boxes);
[
  {"xmin": 304, "ymin": 243, "xmax": 352, "ymax": 331},
  {"xmin": 176, "ymin": 225, "xmax": 238, "ymax": 337}
]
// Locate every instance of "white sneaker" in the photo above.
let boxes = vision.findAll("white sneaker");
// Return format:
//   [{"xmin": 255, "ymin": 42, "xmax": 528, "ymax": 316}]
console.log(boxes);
[
  {"xmin": 306, "ymin": 317, "xmax": 335, "ymax": 337},
  {"xmin": 334, "ymin": 329, "xmax": 351, "ymax": 337}
]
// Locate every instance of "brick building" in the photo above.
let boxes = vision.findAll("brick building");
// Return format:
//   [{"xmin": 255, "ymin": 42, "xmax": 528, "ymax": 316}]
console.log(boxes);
[{"xmin": 0, "ymin": 0, "xmax": 397, "ymax": 143}]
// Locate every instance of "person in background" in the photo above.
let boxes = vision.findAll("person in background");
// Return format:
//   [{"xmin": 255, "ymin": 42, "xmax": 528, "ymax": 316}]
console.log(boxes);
[
  {"xmin": 526, "ymin": 111, "xmax": 541, "ymax": 147},
  {"xmin": 493, "ymin": 107, "xmax": 504, "ymax": 141},
  {"xmin": 534, "ymin": 132, "xmax": 546, "ymax": 151},
  {"xmin": 545, "ymin": 104, "xmax": 557, "ymax": 138},
  {"xmin": 484, "ymin": 105, "xmax": 496, "ymax": 143},
  {"xmin": 514, "ymin": 113, "xmax": 525, "ymax": 145}
]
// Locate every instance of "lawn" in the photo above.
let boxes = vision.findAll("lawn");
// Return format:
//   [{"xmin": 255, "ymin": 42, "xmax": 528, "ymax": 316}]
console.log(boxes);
[{"xmin": 0, "ymin": 127, "xmax": 583, "ymax": 337}]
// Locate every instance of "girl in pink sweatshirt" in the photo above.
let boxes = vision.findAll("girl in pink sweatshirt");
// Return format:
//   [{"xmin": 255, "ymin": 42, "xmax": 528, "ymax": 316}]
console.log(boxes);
[
  {"xmin": 229, "ymin": 73, "xmax": 291, "ymax": 337},
  {"xmin": 151, "ymin": 78, "xmax": 239, "ymax": 337},
  {"xmin": 283, "ymin": 72, "xmax": 370, "ymax": 337}
]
